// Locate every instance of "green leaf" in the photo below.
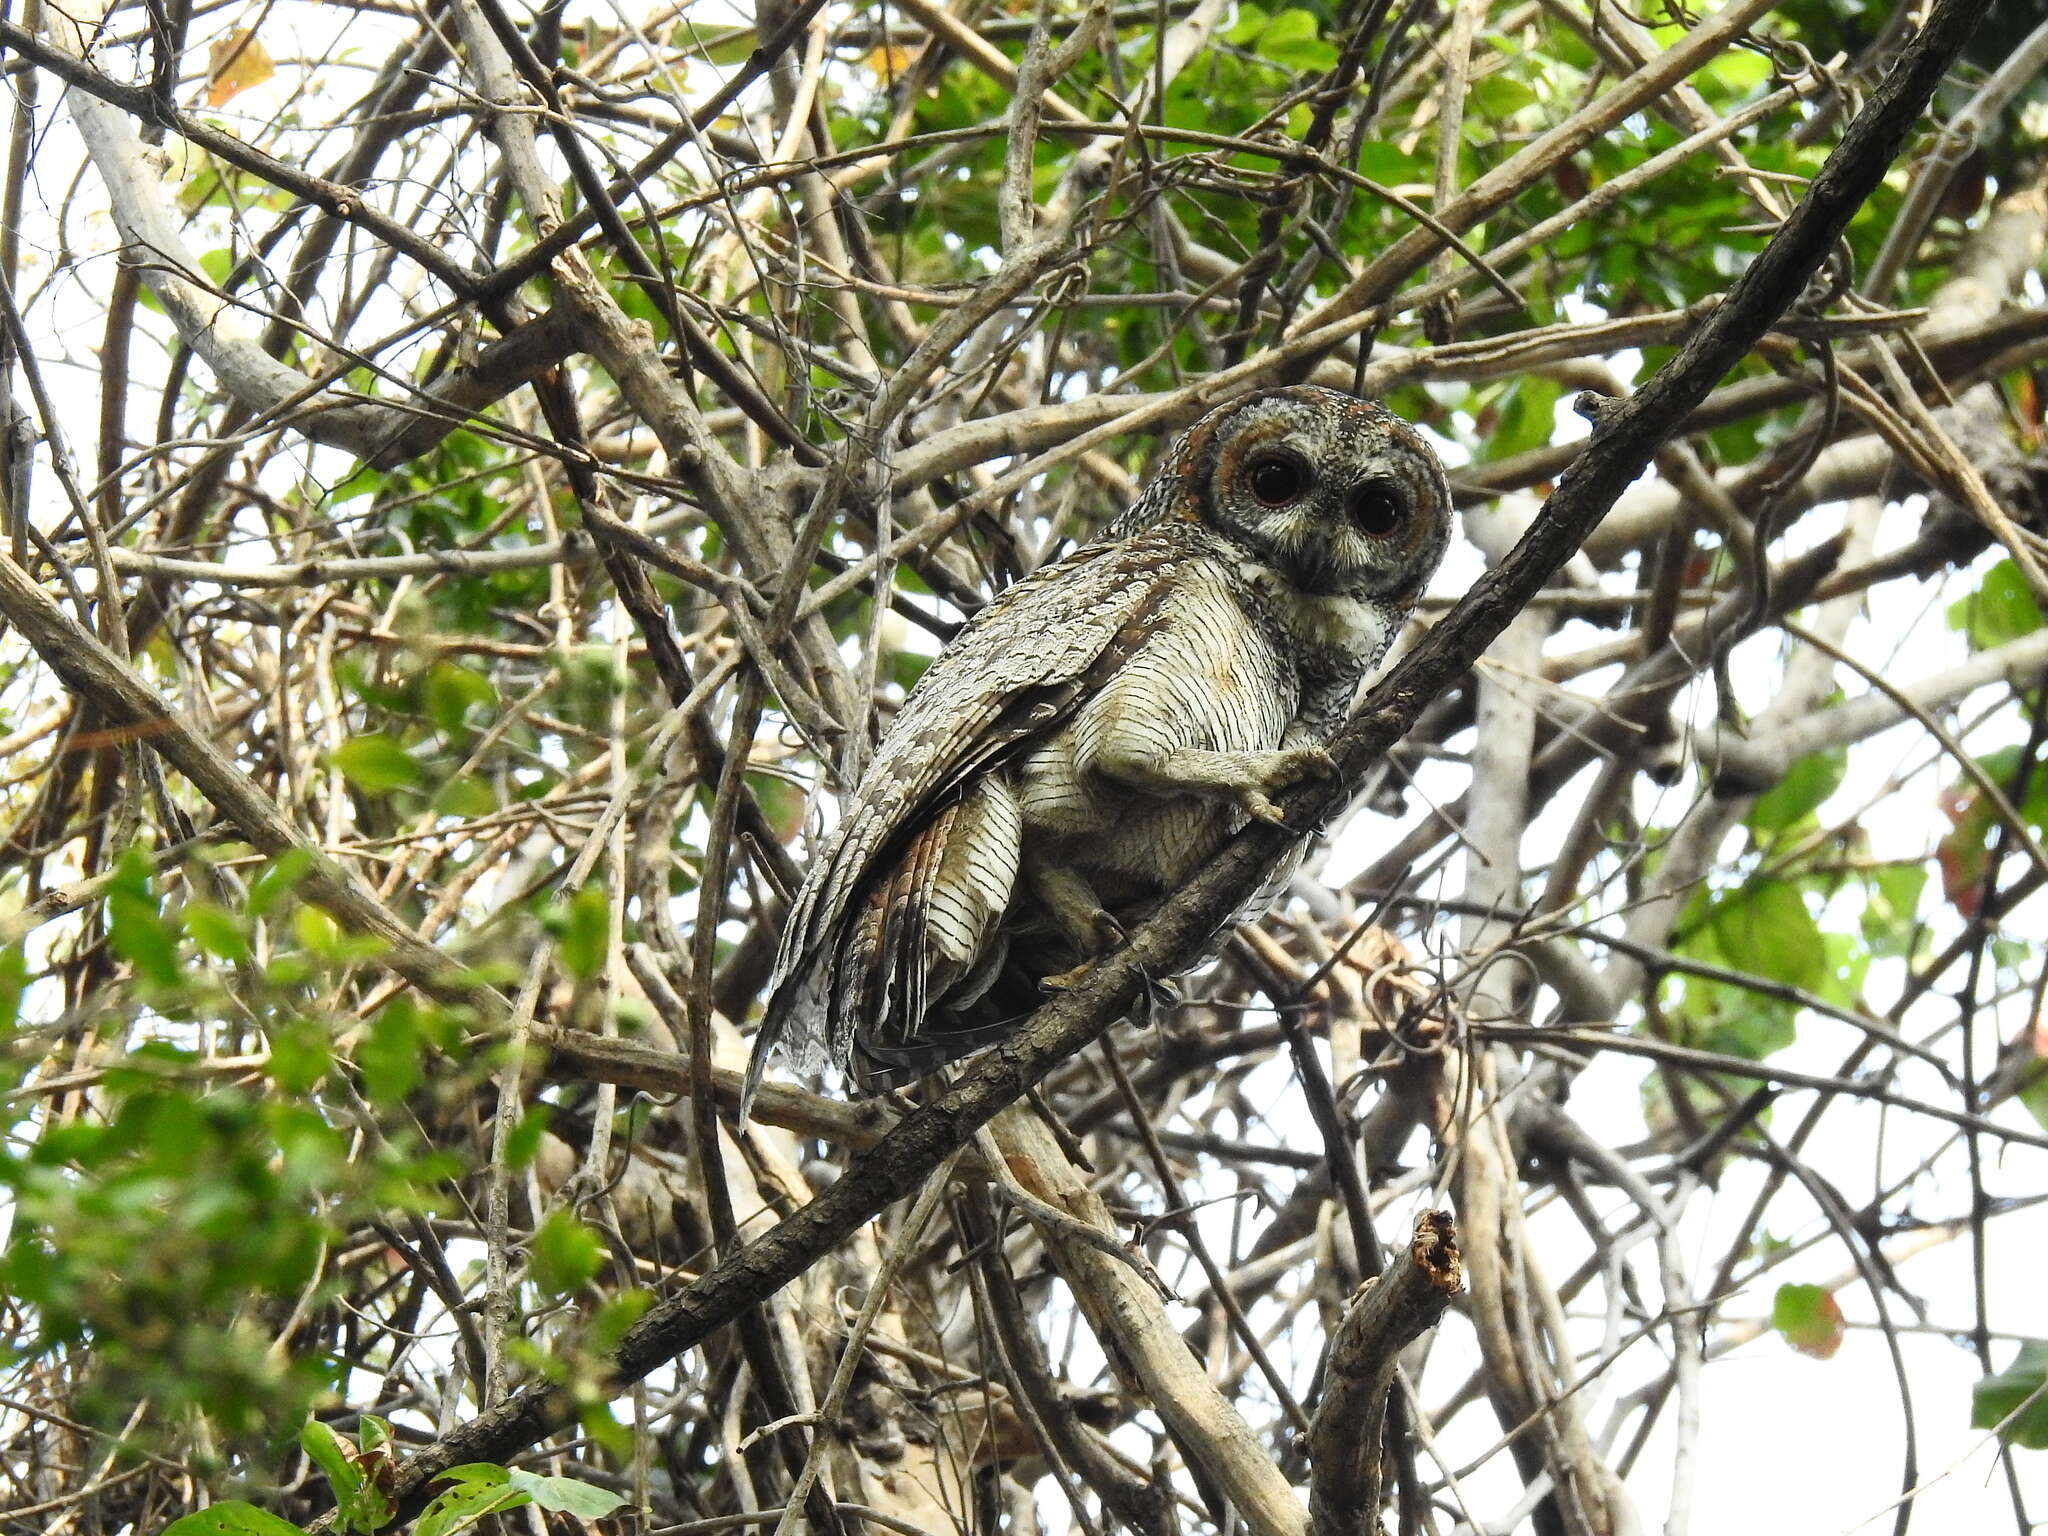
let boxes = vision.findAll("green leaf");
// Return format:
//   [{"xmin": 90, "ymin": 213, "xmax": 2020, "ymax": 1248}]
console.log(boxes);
[
  {"xmin": 423, "ymin": 663, "xmax": 497, "ymax": 735},
  {"xmin": 585, "ymin": 1287, "xmax": 654, "ymax": 1352},
  {"xmin": 327, "ymin": 463, "xmax": 384, "ymax": 504},
  {"xmin": 415, "ymin": 1490, "xmax": 524, "ymax": 1536},
  {"xmin": 504, "ymin": 1104, "xmax": 551, "ymax": 1170},
  {"xmin": 267, "ymin": 1020, "xmax": 332, "ymax": 1094},
  {"xmin": 1354, "ymin": 140, "xmax": 1423, "ymax": 185},
  {"xmin": 1697, "ymin": 990, "xmax": 1797, "ymax": 1063},
  {"xmin": 0, "ymin": 942, "xmax": 27, "ymax": 1032},
  {"xmin": 434, "ymin": 1464, "xmax": 514, "ymax": 1490},
  {"xmin": 249, "ymin": 848, "xmax": 313, "ymax": 918},
  {"xmin": 358, "ymin": 996, "xmax": 424, "ymax": 1105},
  {"xmin": 1485, "ymin": 376, "xmax": 1562, "ymax": 460},
  {"xmin": 293, "ymin": 904, "xmax": 342, "ymax": 958},
  {"xmin": 1709, "ymin": 880, "xmax": 1825, "ymax": 991},
  {"xmin": 433, "ymin": 776, "xmax": 499, "ymax": 817},
  {"xmin": 1703, "ymin": 47, "xmax": 1771, "ymax": 97},
  {"xmin": 415, "ymin": 1490, "xmax": 528, "ymax": 1536},
  {"xmin": 675, "ymin": 22, "xmax": 757, "ymax": 65},
  {"xmin": 507, "ymin": 1468, "xmax": 627, "ymax": 1518},
  {"xmin": 529, "ymin": 1209, "xmax": 603, "ymax": 1295},
  {"xmin": 1224, "ymin": 3, "xmax": 1268, "ymax": 44},
  {"xmin": 1862, "ymin": 863, "xmax": 1926, "ymax": 958},
  {"xmin": 1971, "ymin": 1341, "xmax": 2048, "ymax": 1449},
  {"xmin": 1748, "ymin": 746, "xmax": 1846, "ymax": 832},
  {"xmin": 1947, "ymin": 560, "xmax": 2044, "ymax": 651},
  {"xmin": 1251, "ymin": 8, "xmax": 1336, "ymax": 71},
  {"xmin": 333, "ymin": 737, "xmax": 422, "ymax": 794},
  {"xmin": 1470, "ymin": 73, "xmax": 1539, "ymax": 117},
  {"xmin": 1816, "ymin": 931, "xmax": 1869, "ymax": 1010},
  {"xmin": 888, "ymin": 648, "xmax": 935, "ymax": 696},
  {"xmin": 417, "ymin": 1465, "xmax": 529, "ymax": 1536},
  {"xmin": 1771, "ymin": 1283, "xmax": 1844, "ymax": 1359},
  {"xmin": 556, "ymin": 885, "xmax": 609, "ymax": 981},
  {"xmin": 158, "ymin": 1503, "xmax": 308, "ymax": 1536},
  {"xmin": 184, "ymin": 901, "xmax": 252, "ymax": 965},
  {"xmin": 108, "ymin": 850, "xmax": 180, "ymax": 988},
  {"xmin": 299, "ymin": 1419, "xmax": 358, "ymax": 1493},
  {"xmin": 2019, "ymin": 1062, "xmax": 2048, "ymax": 1134}
]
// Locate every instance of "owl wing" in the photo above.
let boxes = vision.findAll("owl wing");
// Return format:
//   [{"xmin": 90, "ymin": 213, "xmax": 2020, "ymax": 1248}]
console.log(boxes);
[{"xmin": 744, "ymin": 529, "xmax": 1186, "ymax": 1106}]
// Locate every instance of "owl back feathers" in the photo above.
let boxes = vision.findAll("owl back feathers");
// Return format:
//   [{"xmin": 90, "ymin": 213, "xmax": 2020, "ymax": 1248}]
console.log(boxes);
[{"xmin": 743, "ymin": 528, "xmax": 1191, "ymax": 1109}]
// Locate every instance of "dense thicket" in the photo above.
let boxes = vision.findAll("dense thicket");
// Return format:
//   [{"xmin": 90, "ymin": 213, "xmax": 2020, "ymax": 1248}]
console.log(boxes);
[{"xmin": 0, "ymin": 0, "xmax": 2044, "ymax": 1533}]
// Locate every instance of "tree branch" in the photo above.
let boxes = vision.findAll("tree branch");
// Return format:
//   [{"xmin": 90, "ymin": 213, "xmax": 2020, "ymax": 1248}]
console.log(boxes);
[
  {"xmin": 1307, "ymin": 1212, "xmax": 1463, "ymax": 1536},
  {"xmin": 294, "ymin": 2, "xmax": 1985, "ymax": 1522}
]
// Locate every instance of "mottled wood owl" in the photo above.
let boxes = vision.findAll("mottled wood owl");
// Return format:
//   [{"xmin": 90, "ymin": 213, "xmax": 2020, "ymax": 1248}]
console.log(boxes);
[{"xmin": 741, "ymin": 386, "xmax": 1451, "ymax": 1114}]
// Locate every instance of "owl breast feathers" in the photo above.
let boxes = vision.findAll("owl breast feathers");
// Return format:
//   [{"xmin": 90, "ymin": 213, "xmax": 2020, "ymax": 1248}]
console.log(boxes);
[{"xmin": 741, "ymin": 385, "xmax": 1451, "ymax": 1114}]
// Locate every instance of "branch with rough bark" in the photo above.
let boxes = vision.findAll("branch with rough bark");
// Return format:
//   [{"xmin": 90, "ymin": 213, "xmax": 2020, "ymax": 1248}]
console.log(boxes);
[
  {"xmin": 283, "ymin": 9, "xmax": 1986, "ymax": 1518},
  {"xmin": 1307, "ymin": 1212, "xmax": 1463, "ymax": 1536},
  {"xmin": 5, "ymin": 0, "xmax": 2042, "ymax": 1531}
]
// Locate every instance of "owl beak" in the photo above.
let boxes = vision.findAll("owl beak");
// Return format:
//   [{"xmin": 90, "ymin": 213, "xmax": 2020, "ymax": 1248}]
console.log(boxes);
[{"xmin": 1278, "ymin": 534, "xmax": 1345, "ymax": 595}]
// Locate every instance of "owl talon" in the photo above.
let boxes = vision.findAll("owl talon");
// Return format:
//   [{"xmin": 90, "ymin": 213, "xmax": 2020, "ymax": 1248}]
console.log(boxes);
[
  {"xmin": 1243, "ymin": 792, "xmax": 1290, "ymax": 827},
  {"xmin": 1260, "ymin": 744, "xmax": 1336, "ymax": 791},
  {"xmin": 1090, "ymin": 908, "xmax": 1129, "ymax": 949},
  {"xmin": 1290, "ymin": 745, "xmax": 1338, "ymax": 781},
  {"xmin": 1237, "ymin": 744, "xmax": 1337, "ymax": 828},
  {"xmin": 1041, "ymin": 961, "xmax": 1095, "ymax": 992}
]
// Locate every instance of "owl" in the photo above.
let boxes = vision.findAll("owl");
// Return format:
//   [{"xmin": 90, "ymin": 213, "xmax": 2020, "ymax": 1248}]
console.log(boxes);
[{"xmin": 740, "ymin": 386, "xmax": 1451, "ymax": 1114}]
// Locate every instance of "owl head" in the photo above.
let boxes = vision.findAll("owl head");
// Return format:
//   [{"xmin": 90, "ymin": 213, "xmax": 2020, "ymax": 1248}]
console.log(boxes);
[{"xmin": 1168, "ymin": 386, "xmax": 1452, "ymax": 602}]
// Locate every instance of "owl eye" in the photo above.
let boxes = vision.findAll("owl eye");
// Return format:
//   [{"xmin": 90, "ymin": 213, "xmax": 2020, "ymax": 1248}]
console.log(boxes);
[
  {"xmin": 1246, "ymin": 451, "xmax": 1311, "ymax": 506},
  {"xmin": 1349, "ymin": 481, "xmax": 1407, "ymax": 536}
]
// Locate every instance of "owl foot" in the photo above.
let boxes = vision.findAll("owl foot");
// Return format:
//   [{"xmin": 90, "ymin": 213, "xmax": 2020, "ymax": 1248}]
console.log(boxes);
[
  {"xmin": 1238, "ymin": 745, "xmax": 1338, "ymax": 828},
  {"xmin": 1040, "ymin": 960, "xmax": 1094, "ymax": 992},
  {"xmin": 1040, "ymin": 908, "xmax": 1127, "ymax": 992},
  {"xmin": 1045, "ymin": 954, "xmax": 1183, "ymax": 1006}
]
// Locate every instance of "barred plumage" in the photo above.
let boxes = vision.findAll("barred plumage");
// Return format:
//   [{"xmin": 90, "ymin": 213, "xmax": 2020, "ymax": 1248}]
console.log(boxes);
[{"xmin": 742, "ymin": 386, "xmax": 1452, "ymax": 1114}]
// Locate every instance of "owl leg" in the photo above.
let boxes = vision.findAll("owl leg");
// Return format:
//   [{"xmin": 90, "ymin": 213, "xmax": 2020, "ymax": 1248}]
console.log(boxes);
[
  {"xmin": 1094, "ymin": 741, "xmax": 1337, "ymax": 828},
  {"xmin": 1022, "ymin": 854, "xmax": 1124, "ymax": 990}
]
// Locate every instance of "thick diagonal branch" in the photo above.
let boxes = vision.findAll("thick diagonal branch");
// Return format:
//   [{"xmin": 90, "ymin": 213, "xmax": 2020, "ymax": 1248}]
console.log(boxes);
[{"xmin": 294, "ymin": 4, "xmax": 1986, "ymax": 1523}]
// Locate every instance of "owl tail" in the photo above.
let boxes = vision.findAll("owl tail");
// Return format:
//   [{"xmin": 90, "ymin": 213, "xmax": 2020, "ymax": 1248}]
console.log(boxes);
[
  {"xmin": 740, "ymin": 968, "xmax": 828, "ymax": 1122},
  {"xmin": 737, "ymin": 1032, "xmax": 771, "ymax": 1124},
  {"xmin": 846, "ymin": 782, "xmax": 1022, "ymax": 1079}
]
